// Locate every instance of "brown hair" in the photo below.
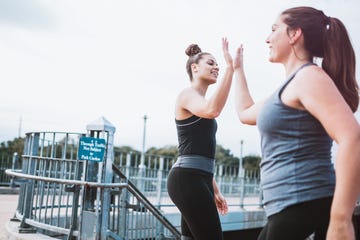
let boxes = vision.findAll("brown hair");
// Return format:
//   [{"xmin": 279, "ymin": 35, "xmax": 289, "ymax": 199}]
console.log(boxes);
[
  {"xmin": 282, "ymin": 6, "xmax": 359, "ymax": 112},
  {"xmin": 185, "ymin": 44, "xmax": 210, "ymax": 81}
]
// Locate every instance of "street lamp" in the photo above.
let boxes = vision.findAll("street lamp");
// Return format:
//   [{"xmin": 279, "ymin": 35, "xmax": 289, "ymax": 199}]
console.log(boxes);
[
  {"xmin": 239, "ymin": 139, "xmax": 245, "ymax": 208},
  {"xmin": 238, "ymin": 139, "xmax": 244, "ymax": 178},
  {"xmin": 138, "ymin": 114, "xmax": 148, "ymax": 192},
  {"xmin": 139, "ymin": 114, "xmax": 148, "ymax": 169}
]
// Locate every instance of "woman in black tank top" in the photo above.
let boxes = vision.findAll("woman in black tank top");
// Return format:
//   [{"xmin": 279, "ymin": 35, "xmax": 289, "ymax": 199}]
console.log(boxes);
[{"xmin": 167, "ymin": 38, "xmax": 239, "ymax": 240}]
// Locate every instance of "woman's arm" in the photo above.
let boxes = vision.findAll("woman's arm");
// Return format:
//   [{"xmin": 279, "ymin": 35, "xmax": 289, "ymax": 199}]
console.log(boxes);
[
  {"xmin": 178, "ymin": 38, "xmax": 234, "ymax": 119},
  {"xmin": 213, "ymin": 178, "xmax": 228, "ymax": 215},
  {"xmin": 233, "ymin": 45, "xmax": 264, "ymax": 125},
  {"xmin": 295, "ymin": 67, "xmax": 360, "ymax": 240}
]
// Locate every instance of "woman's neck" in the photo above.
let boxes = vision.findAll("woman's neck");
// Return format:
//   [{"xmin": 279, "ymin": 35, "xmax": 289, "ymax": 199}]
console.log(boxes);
[
  {"xmin": 283, "ymin": 58, "xmax": 312, "ymax": 79},
  {"xmin": 191, "ymin": 79, "xmax": 208, "ymax": 96},
  {"xmin": 283, "ymin": 45, "xmax": 312, "ymax": 78}
]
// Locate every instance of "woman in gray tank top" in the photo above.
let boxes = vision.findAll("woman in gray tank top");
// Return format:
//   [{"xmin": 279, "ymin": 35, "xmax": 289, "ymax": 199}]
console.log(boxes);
[{"xmin": 233, "ymin": 6, "xmax": 360, "ymax": 240}]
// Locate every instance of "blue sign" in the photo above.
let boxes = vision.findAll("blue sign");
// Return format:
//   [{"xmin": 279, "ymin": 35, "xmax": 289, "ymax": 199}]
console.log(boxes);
[{"xmin": 78, "ymin": 137, "xmax": 106, "ymax": 162}]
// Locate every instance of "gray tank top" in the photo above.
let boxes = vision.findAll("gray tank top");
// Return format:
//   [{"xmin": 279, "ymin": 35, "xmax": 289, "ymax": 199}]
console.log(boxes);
[{"xmin": 257, "ymin": 63, "xmax": 335, "ymax": 217}]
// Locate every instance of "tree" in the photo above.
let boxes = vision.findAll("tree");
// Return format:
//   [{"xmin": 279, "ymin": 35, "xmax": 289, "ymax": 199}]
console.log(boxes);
[
  {"xmin": 215, "ymin": 144, "xmax": 239, "ymax": 165},
  {"xmin": 145, "ymin": 144, "xmax": 243, "ymax": 166},
  {"xmin": 113, "ymin": 146, "xmax": 140, "ymax": 166},
  {"xmin": 114, "ymin": 145, "xmax": 140, "ymax": 154},
  {"xmin": 0, "ymin": 137, "xmax": 25, "ymax": 157},
  {"xmin": 146, "ymin": 145, "xmax": 178, "ymax": 158},
  {"xmin": 1, "ymin": 138, "xmax": 261, "ymax": 171},
  {"xmin": 242, "ymin": 155, "xmax": 261, "ymax": 170}
]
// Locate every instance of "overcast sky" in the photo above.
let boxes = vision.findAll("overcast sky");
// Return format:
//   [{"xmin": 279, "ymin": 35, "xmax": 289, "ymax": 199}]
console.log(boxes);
[{"xmin": 0, "ymin": 0, "xmax": 359, "ymax": 157}]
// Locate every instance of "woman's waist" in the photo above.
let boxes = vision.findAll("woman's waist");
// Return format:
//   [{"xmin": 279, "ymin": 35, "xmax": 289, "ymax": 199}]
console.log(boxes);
[{"xmin": 172, "ymin": 154, "xmax": 215, "ymax": 174}]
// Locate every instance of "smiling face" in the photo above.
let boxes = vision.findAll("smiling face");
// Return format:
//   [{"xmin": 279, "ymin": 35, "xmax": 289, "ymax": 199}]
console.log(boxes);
[
  {"xmin": 266, "ymin": 15, "xmax": 293, "ymax": 63},
  {"xmin": 192, "ymin": 54, "xmax": 219, "ymax": 84}
]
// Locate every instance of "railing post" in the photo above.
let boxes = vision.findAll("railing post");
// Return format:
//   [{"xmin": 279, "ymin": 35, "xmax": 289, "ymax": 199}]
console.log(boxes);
[
  {"xmin": 258, "ymin": 189, "xmax": 264, "ymax": 209},
  {"xmin": 67, "ymin": 143, "xmax": 83, "ymax": 240},
  {"xmin": 80, "ymin": 116, "xmax": 116, "ymax": 240},
  {"xmin": 217, "ymin": 164, "xmax": 223, "ymax": 194},
  {"xmin": 239, "ymin": 169, "xmax": 245, "ymax": 209},
  {"xmin": 100, "ymin": 121, "xmax": 115, "ymax": 239},
  {"xmin": 125, "ymin": 153, "xmax": 131, "ymax": 178},
  {"xmin": 119, "ymin": 181, "xmax": 129, "ymax": 238},
  {"xmin": 10, "ymin": 152, "xmax": 18, "ymax": 188},
  {"xmin": 19, "ymin": 133, "xmax": 39, "ymax": 232},
  {"xmin": 116, "ymin": 152, "xmax": 132, "ymax": 239},
  {"xmin": 138, "ymin": 115, "xmax": 148, "ymax": 192},
  {"xmin": 156, "ymin": 157, "xmax": 164, "ymax": 208}
]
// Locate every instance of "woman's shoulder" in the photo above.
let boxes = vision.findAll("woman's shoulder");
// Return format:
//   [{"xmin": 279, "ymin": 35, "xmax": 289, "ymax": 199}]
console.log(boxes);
[
  {"xmin": 292, "ymin": 64, "xmax": 339, "ymax": 105},
  {"xmin": 177, "ymin": 87, "xmax": 202, "ymax": 103},
  {"xmin": 175, "ymin": 87, "xmax": 196, "ymax": 119},
  {"xmin": 294, "ymin": 64, "xmax": 332, "ymax": 86},
  {"xmin": 180, "ymin": 87, "xmax": 198, "ymax": 95}
]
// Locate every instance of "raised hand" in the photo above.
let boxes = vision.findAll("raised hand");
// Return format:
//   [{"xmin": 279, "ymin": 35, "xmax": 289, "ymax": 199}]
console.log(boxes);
[
  {"xmin": 222, "ymin": 37, "xmax": 233, "ymax": 68},
  {"xmin": 233, "ymin": 44, "xmax": 244, "ymax": 70}
]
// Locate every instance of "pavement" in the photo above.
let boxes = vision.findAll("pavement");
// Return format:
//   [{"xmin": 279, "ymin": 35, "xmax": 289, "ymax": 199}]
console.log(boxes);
[
  {"xmin": 0, "ymin": 187, "xmax": 266, "ymax": 239},
  {"xmin": 0, "ymin": 187, "xmax": 55, "ymax": 240},
  {"xmin": 0, "ymin": 192, "xmax": 18, "ymax": 240}
]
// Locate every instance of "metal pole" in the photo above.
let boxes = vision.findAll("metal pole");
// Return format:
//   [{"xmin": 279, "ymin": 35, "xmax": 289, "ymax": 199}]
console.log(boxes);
[
  {"xmin": 18, "ymin": 116, "xmax": 22, "ymax": 138},
  {"xmin": 10, "ymin": 152, "xmax": 18, "ymax": 188},
  {"xmin": 140, "ymin": 114, "xmax": 147, "ymax": 168},
  {"xmin": 238, "ymin": 140, "xmax": 244, "ymax": 178},
  {"xmin": 239, "ymin": 140, "xmax": 245, "ymax": 208},
  {"xmin": 138, "ymin": 115, "xmax": 147, "ymax": 192}
]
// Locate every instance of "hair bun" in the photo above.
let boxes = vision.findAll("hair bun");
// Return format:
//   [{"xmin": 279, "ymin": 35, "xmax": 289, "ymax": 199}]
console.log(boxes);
[{"xmin": 185, "ymin": 44, "xmax": 202, "ymax": 57}]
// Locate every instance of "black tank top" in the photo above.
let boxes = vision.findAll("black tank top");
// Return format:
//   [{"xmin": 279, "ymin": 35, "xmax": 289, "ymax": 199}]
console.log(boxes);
[{"xmin": 175, "ymin": 115, "xmax": 217, "ymax": 159}]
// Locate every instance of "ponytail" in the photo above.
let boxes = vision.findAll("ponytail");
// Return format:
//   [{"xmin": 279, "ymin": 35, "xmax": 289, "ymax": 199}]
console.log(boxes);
[
  {"xmin": 282, "ymin": 6, "xmax": 359, "ymax": 112},
  {"xmin": 322, "ymin": 17, "xmax": 359, "ymax": 112}
]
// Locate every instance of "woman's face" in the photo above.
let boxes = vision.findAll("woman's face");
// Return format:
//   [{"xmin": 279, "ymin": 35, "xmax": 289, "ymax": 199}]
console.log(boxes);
[
  {"xmin": 192, "ymin": 54, "xmax": 219, "ymax": 84},
  {"xmin": 266, "ymin": 15, "xmax": 292, "ymax": 63}
]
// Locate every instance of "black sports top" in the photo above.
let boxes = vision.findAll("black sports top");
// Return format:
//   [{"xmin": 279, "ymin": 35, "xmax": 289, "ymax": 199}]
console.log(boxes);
[{"xmin": 175, "ymin": 115, "xmax": 217, "ymax": 159}]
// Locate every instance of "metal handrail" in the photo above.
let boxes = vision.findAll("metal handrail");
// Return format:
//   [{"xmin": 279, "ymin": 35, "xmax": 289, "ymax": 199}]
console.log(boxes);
[
  {"xmin": 6, "ymin": 167, "xmax": 181, "ymax": 239},
  {"xmin": 5, "ymin": 169, "xmax": 128, "ymax": 188},
  {"xmin": 112, "ymin": 164, "xmax": 181, "ymax": 238}
]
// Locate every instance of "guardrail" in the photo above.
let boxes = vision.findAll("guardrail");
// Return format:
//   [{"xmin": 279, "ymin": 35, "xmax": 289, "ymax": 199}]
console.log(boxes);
[
  {"xmin": 4, "ymin": 117, "xmax": 263, "ymax": 239},
  {"xmin": 114, "ymin": 150, "xmax": 262, "ymax": 210},
  {"xmin": 4, "ymin": 118, "xmax": 183, "ymax": 239},
  {"xmin": 6, "ymin": 163, "xmax": 181, "ymax": 239}
]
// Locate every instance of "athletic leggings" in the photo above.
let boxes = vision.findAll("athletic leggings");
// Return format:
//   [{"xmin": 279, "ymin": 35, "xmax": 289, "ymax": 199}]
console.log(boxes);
[
  {"xmin": 167, "ymin": 167, "xmax": 223, "ymax": 240},
  {"xmin": 257, "ymin": 197, "xmax": 333, "ymax": 240}
]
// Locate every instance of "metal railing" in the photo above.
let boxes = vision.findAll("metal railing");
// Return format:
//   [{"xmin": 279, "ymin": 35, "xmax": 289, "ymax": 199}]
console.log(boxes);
[
  {"xmin": 4, "ymin": 118, "xmax": 263, "ymax": 239},
  {"xmin": 5, "ymin": 148, "xmax": 262, "ymax": 239},
  {"xmin": 0, "ymin": 152, "xmax": 20, "ymax": 186},
  {"xmin": 6, "ymin": 163, "xmax": 181, "ymax": 239},
  {"xmin": 110, "ymin": 164, "xmax": 180, "ymax": 239},
  {"xmin": 4, "ymin": 121, "xmax": 185, "ymax": 239},
  {"xmin": 114, "ymin": 150, "xmax": 262, "ymax": 210}
]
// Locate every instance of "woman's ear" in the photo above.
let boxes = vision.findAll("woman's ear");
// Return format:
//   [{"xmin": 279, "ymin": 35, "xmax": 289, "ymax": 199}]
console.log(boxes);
[
  {"xmin": 289, "ymin": 28, "xmax": 302, "ymax": 45},
  {"xmin": 191, "ymin": 63, "xmax": 198, "ymax": 73}
]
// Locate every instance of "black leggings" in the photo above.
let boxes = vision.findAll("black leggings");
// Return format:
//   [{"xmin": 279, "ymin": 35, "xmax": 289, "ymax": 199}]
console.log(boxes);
[
  {"xmin": 257, "ymin": 197, "xmax": 333, "ymax": 240},
  {"xmin": 167, "ymin": 167, "xmax": 223, "ymax": 240}
]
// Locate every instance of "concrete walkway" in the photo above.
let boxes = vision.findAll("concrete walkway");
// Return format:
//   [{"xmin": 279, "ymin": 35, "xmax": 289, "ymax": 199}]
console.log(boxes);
[
  {"xmin": 0, "ymin": 188, "xmax": 55, "ymax": 240},
  {"xmin": 0, "ymin": 187, "xmax": 266, "ymax": 239},
  {"xmin": 0, "ymin": 193, "xmax": 18, "ymax": 240}
]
